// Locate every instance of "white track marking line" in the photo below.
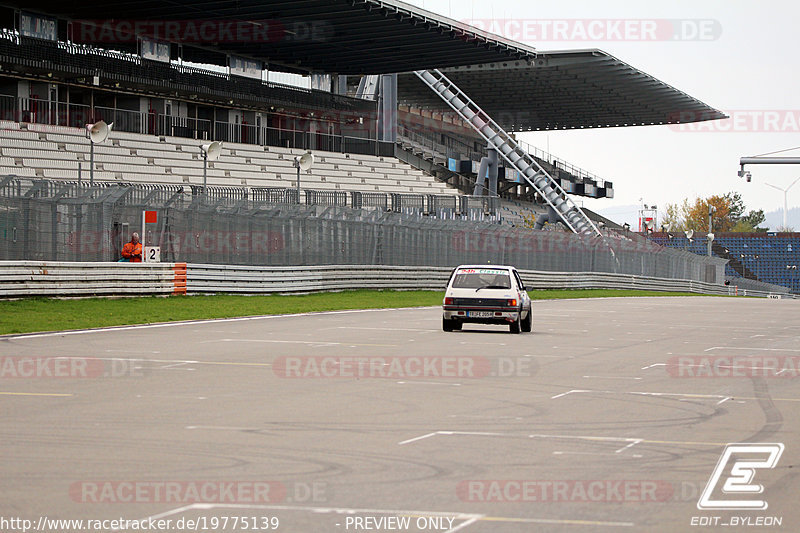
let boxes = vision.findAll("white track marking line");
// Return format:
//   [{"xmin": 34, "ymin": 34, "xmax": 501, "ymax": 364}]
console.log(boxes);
[
  {"xmin": 55, "ymin": 356, "xmax": 199, "ymax": 364},
  {"xmin": 716, "ymin": 397, "xmax": 731, "ymax": 405},
  {"xmin": 52, "ymin": 355, "xmax": 271, "ymax": 368},
  {"xmin": 583, "ymin": 376, "xmax": 642, "ymax": 380},
  {"xmin": 550, "ymin": 389, "xmax": 732, "ymax": 402},
  {"xmin": 551, "ymin": 389, "xmax": 589, "ymax": 399},
  {"xmin": 398, "ymin": 430, "xmax": 506, "ymax": 445},
  {"xmin": 704, "ymin": 346, "xmax": 800, "ymax": 352},
  {"xmin": 547, "ymin": 388, "xmax": 800, "ymax": 403},
  {"xmin": 185, "ymin": 425, "xmax": 260, "ymax": 431},
  {"xmin": 336, "ymin": 326, "xmax": 433, "ymax": 332},
  {"xmin": 201, "ymin": 338, "xmax": 396, "ymax": 347},
  {"xmin": 615, "ymin": 439, "xmax": 643, "ymax": 453},
  {"xmin": 159, "ymin": 362, "xmax": 192, "ymax": 369},
  {"xmin": 2, "ymin": 306, "xmax": 438, "ymax": 340},
  {"xmin": 446, "ymin": 516, "xmax": 481, "ymax": 532},
  {"xmin": 552, "ymin": 451, "xmax": 617, "ymax": 457},
  {"xmin": 396, "ymin": 381, "xmax": 462, "ymax": 386},
  {"xmin": 0, "ymin": 391, "xmax": 73, "ymax": 397},
  {"xmin": 398, "ymin": 432, "xmax": 438, "ymax": 445},
  {"xmin": 103, "ymin": 349, "xmax": 162, "ymax": 354},
  {"xmin": 530, "ymin": 433, "xmax": 637, "ymax": 444},
  {"xmin": 440, "ymin": 431, "xmax": 506, "ymax": 436},
  {"xmin": 530, "ymin": 433, "xmax": 727, "ymax": 447},
  {"xmin": 642, "ymin": 361, "xmax": 791, "ymax": 372}
]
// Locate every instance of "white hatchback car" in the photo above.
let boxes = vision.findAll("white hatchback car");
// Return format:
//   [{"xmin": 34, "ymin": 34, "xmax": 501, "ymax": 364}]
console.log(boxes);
[{"xmin": 442, "ymin": 265, "xmax": 532, "ymax": 333}]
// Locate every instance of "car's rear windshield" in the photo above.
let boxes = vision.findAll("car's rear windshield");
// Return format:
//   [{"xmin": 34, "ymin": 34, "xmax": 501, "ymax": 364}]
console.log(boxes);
[{"xmin": 451, "ymin": 268, "xmax": 511, "ymax": 289}]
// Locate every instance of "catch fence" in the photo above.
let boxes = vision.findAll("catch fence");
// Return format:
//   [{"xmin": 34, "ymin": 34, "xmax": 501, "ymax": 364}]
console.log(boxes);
[{"xmin": 0, "ymin": 178, "xmax": 726, "ymax": 282}]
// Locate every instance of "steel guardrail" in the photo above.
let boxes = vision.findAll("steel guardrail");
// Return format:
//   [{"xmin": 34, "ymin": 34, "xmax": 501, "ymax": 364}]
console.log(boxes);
[{"xmin": 0, "ymin": 262, "xmax": 793, "ymax": 299}]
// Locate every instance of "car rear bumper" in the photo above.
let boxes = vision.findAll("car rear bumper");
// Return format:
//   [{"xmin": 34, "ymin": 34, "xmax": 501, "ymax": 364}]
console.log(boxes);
[{"xmin": 443, "ymin": 308, "xmax": 520, "ymax": 323}]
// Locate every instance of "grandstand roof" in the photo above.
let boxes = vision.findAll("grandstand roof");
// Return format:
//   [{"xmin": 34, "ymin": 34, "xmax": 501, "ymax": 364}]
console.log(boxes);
[
  {"xmin": 10, "ymin": 0, "xmax": 535, "ymax": 74},
  {"xmin": 397, "ymin": 49, "xmax": 727, "ymax": 131},
  {"xmin": 8, "ymin": 1, "xmax": 725, "ymax": 130}
]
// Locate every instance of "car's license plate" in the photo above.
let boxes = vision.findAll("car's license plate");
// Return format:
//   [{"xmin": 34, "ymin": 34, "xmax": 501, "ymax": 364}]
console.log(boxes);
[{"xmin": 468, "ymin": 311, "xmax": 495, "ymax": 318}]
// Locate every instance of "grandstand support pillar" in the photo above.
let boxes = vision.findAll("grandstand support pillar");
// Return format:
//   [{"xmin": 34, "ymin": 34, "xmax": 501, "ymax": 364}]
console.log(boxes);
[
  {"xmin": 487, "ymin": 148, "xmax": 499, "ymax": 197},
  {"xmin": 310, "ymin": 118, "xmax": 317, "ymax": 151},
  {"xmin": 336, "ymin": 75, "xmax": 348, "ymax": 96},
  {"xmin": 474, "ymin": 157, "xmax": 488, "ymax": 196},
  {"xmin": 378, "ymin": 74, "xmax": 397, "ymax": 143},
  {"xmin": 472, "ymin": 148, "xmax": 499, "ymax": 197}
]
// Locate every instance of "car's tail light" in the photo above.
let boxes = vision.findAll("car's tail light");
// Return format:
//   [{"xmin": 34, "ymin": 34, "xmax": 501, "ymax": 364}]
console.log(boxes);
[
  {"xmin": 444, "ymin": 297, "xmax": 454, "ymax": 305},
  {"xmin": 507, "ymin": 299, "xmax": 517, "ymax": 307}
]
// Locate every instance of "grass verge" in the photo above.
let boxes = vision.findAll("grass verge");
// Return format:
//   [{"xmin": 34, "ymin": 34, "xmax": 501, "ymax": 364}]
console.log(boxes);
[{"xmin": 0, "ymin": 289, "xmax": 704, "ymax": 335}]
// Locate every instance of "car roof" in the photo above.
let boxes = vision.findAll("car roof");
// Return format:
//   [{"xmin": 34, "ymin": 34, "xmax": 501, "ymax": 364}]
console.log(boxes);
[{"xmin": 454, "ymin": 265, "xmax": 516, "ymax": 271}]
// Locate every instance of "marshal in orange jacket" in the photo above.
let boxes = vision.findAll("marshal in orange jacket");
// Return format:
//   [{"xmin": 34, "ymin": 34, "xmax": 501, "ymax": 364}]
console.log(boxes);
[{"xmin": 121, "ymin": 241, "xmax": 143, "ymax": 262}]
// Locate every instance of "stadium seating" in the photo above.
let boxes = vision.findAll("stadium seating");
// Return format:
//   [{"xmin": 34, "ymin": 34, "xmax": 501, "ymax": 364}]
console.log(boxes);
[
  {"xmin": 0, "ymin": 121, "xmax": 459, "ymax": 196},
  {"xmin": 499, "ymin": 199, "xmax": 547, "ymax": 228},
  {"xmin": 650, "ymin": 232, "xmax": 800, "ymax": 294}
]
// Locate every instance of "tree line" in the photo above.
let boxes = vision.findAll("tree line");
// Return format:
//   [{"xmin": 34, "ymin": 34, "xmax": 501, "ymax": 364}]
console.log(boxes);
[{"xmin": 661, "ymin": 192, "xmax": 770, "ymax": 233}]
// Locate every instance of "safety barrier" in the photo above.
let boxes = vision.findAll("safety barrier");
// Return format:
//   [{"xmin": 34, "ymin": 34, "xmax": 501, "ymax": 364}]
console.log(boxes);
[
  {"xmin": 0, "ymin": 262, "xmax": 793, "ymax": 298},
  {"xmin": 0, "ymin": 261, "xmax": 185, "ymax": 297},
  {"xmin": 186, "ymin": 265, "xmax": 791, "ymax": 298}
]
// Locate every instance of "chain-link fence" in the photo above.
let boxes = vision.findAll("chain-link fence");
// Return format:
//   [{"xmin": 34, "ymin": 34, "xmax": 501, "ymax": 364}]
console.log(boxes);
[{"xmin": 0, "ymin": 178, "xmax": 726, "ymax": 282}]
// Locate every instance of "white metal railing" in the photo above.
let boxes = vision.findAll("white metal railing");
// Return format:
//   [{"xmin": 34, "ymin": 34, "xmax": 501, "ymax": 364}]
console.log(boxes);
[{"xmin": 516, "ymin": 139, "xmax": 606, "ymax": 188}]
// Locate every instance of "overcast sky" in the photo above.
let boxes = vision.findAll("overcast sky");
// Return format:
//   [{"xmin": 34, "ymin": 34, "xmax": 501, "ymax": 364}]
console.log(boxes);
[{"xmin": 403, "ymin": 0, "xmax": 800, "ymax": 228}]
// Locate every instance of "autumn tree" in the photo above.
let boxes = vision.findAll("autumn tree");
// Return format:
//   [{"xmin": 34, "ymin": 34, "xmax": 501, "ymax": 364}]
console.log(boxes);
[
  {"xmin": 661, "ymin": 202, "xmax": 686, "ymax": 231},
  {"xmin": 684, "ymin": 195, "xmax": 733, "ymax": 232},
  {"xmin": 661, "ymin": 192, "xmax": 767, "ymax": 233}
]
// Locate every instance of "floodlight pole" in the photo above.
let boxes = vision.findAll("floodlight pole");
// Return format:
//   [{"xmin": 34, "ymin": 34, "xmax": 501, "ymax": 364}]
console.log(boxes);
[
  {"xmin": 90, "ymin": 140, "xmax": 95, "ymax": 186},
  {"xmin": 202, "ymin": 150, "xmax": 208, "ymax": 192},
  {"xmin": 295, "ymin": 159, "xmax": 301, "ymax": 204},
  {"xmin": 707, "ymin": 205, "xmax": 715, "ymax": 256}
]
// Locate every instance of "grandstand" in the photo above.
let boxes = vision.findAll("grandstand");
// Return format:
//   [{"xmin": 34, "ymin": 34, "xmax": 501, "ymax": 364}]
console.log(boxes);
[
  {"xmin": 0, "ymin": 121, "xmax": 457, "ymax": 195},
  {"xmin": 0, "ymin": 0, "xmax": 728, "ymax": 269},
  {"xmin": 649, "ymin": 232, "xmax": 800, "ymax": 294}
]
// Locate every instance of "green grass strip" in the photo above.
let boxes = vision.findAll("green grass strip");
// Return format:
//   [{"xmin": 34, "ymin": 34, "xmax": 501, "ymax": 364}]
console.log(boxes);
[{"xmin": 0, "ymin": 289, "xmax": 705, "ymax": 335}]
